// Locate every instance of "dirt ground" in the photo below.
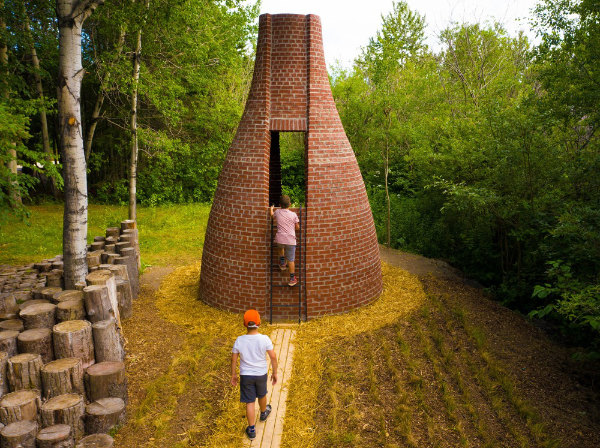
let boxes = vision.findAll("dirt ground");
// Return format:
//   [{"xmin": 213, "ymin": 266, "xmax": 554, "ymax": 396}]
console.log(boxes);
[{"xmin": 379, "ymin": 244, "xmax": 600, "ymax": 447}]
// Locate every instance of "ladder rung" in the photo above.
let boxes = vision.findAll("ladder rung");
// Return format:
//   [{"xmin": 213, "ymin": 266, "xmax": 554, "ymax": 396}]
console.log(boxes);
[
  {"xmin": 271, "ymin": 304, "xmax": 304, "ymax": 308},
  {"xmin": 272, "ymin": 284, "xmax": 300, "ymax": 287}
]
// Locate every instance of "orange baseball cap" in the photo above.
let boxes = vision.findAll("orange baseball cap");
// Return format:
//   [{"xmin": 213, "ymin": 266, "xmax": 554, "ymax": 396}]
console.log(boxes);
[{"xmin": 243, "ymin": 309, "xmax": 261, "ymax": 328}]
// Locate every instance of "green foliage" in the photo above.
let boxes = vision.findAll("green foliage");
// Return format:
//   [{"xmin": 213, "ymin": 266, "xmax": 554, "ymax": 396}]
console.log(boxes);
[
  {"xmin": 280, "ymin": 132, "xmax": 306, "ymax": 206},
  {"xmin": 333, "ymin": 1, "xmax": 600, "ymax": 348}
]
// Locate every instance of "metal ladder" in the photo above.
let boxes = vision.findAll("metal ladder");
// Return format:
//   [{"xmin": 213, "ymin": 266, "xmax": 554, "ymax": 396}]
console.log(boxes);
[{"xmin": 269, "ymin": 206, "xmax": 305, "ymax": 324}]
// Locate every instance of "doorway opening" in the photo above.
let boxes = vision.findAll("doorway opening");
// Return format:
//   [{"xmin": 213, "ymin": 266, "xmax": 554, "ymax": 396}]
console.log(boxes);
[{"xmin": 269, "ymin": 131, "xmax": 306, "ymax": 207}]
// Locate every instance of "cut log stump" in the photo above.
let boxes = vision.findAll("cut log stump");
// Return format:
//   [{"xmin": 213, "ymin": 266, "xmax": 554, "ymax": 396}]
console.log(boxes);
[
  {"xmin": 82, "ymin": 287, "xmax": 113, "ymax": 324},
  {"xmin": 0, "ymin": 331, "xmax": 19, "ymax": 357},
  {"xmin": 17, "ymin": 328, "xmax": 54, "ymax": 363},
  {"xmin": 53, "ymin": 291, "xmax": 83, "ymax": 305},
  {"xmin": 0, "ymin": 419, "xmax": 37, "ymax": 447},
  {"xmin": 75, "ymin": 433, "xmax": 113, "ymax": 448},
  {"xmin": 91, "ymin": 319, "xmax": 124, "ymax": 363},
  {"xmin": 41, "ymin": 394, "xmax": 85, "ymax": 441},
  {"xmin": 20, "ymin": 303, "xmax": 57, "ymax": 330},
  {"xmin": 56, "ymin": 300, "xmax": 86, "ymax": 323},
  {"xmin": 0, "ymin": 389, "xmax": 40, "ymax": 424},
  {"xmin": 19, "ymin": 299, "xmax": 50, "ymax": 312},
  {"xmin": 114, "ymin": 280, "xmax": 132, "ymax": 319},
  {"xmin": 52, "ymin": 321, "xmax": 94, "ymax": 369},
  {"xmin": 0, "ymin": 320, "xmax": 23, "ymax": 332},
  {"xmin": 41, "ymin": 358, "xmax": 84, "ymax": 400},
  {"xmin": 114, "ymin": 256, "xmax": 138, "ymax": 299},
  {"xmin": 84, "ymin": 397, "xmax": 125, "ymax": 434},
  {"xmin": 7, "ymin": 353, "xmax": 42, "ymax": 391},
  {"xmin": 40, "ymin": 288, "xmax": 62, "ymax": 302},
  {"xmin": 84, "ymin": 272, "xmax": 120, "ymax": 329},
  {"xmin": 0, "ymin": 295, "xmax": 18, "ymax": 315},
  {"xmin": 36, "ymin": 424, "xmax": 74, "ymax": 448},
  {"xmin": 84, "ymin": 362, "xmax": 126, "ymax": 403},
  {"xmin": 0, "ymin": 351, "xmax": 9, "ymax": 396}
]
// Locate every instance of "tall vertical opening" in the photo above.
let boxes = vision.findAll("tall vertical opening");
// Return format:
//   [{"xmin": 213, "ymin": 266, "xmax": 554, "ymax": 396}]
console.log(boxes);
[{"xmin": 269, "ymin": 131, "xmax": 306, "ymax": 206}]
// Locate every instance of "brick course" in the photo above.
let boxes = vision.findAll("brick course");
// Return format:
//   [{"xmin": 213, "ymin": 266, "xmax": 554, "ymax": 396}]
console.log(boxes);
[{"xmin": 199, "ymin": 14, "xmax": 382, "ymax": 319}]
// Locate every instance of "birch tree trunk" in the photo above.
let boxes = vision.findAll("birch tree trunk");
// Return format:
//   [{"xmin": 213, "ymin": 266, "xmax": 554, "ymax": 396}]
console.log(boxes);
[
  {"xmin": 21, "ymin": 2, "xmax": 58, "ymax": 198},
  {"xmin": 384, "ymin": 111, "xmax": 391, "ymax": 248},
  {"xmin": 1, "ymin": 0, "xmax": 21, "ymax": 206},
  {"xmin": 57, "ymin": 0, "xmax": 105, "ymax": 289},
  {"xmin": 128, "ymin": 26, "xmax": 142, "ymax": 221}
]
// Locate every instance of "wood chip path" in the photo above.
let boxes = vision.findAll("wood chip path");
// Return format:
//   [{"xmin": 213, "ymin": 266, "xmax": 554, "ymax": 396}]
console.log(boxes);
[{"xmin": 246, "ymin": 326, "xmax": 296, "ymax": 448}]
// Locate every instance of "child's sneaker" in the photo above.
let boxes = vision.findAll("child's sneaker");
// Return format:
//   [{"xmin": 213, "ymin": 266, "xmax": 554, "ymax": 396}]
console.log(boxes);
[
  {"xmin": 279, "ymin": 257, "xmax": 287, "ymax": 271},
  {"xmin": 245, "ymin": 426, "xmax": 256, "ymax": 439},
  {"xmin": 288, "ymin": 276, "xmax": 298, "ymax": 287},
  {"xmin": 260, "ymin": 404, "xmax": 272, "ymax": 421}
]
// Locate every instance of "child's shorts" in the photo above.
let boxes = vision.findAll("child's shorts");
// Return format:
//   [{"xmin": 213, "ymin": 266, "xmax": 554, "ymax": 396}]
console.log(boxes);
[
  {"xmin": 240, "ymin": 374, "xmax": 268, "ymax": 403},
  {"xmin": 277, "ymin": 243, "xmax": 296, "ymax": 262}
]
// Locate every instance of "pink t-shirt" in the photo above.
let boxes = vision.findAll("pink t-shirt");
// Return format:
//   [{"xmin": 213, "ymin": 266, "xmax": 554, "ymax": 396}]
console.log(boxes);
[{"xmin": 274, "ymin": 208, "xmax": 299, "ymax": 245}]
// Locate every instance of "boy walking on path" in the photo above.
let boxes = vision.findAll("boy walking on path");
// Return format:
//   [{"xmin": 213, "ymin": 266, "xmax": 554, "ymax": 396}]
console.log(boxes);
[
  {"xmin": 270, "ymin": 195, "xmax": 300, "ymax": 286},
  {"xmin": 231, "ymin": 309, "xmax": 278, "ymax": 440}
]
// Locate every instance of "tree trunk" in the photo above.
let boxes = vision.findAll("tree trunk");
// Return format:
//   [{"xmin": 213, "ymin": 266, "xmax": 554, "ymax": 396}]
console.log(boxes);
[
  {"xmin": 128, "ymin": 25, "xmax": 142, "ymax": 221},
  {"xmin": 384, "ymin": 118, "xmax": 391, "ymax": 248},
  {"xmin": 57, "ymin": 0, "xmax": 105, "ymax": 289}
]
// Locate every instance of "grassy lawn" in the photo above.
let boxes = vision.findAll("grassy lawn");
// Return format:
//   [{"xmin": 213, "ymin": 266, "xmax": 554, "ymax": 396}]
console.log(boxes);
[{"xmin": 0, "ymin": 203, "xmax": 210, "ymax": 267}]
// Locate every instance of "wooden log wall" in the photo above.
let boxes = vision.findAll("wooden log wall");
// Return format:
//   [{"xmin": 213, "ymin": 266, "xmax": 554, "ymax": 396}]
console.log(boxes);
[{"xmin": 0, "ymin": 220, "xmax": 138, "ymax": 443}]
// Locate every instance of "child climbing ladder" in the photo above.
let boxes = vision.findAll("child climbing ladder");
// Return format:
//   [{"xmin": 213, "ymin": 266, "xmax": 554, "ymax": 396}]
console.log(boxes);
[{"xmin": 269, "ymin": 196, "xmax": 300, "ymax": 287}]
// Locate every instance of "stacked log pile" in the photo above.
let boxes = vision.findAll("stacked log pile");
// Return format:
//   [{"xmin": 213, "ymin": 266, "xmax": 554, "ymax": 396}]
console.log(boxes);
[{"xmin": 0, "ymin": 221, "xmax": 139, "ymax": 445}]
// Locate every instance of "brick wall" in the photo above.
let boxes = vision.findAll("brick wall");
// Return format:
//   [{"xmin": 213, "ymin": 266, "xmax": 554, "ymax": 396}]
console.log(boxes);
[{"xmin": 199, "ymin": 14, "xmax": 382, "ymax": 319}]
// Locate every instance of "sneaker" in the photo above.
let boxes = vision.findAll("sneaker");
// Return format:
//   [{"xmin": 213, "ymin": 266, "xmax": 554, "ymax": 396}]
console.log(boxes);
[
  {"xmin": 245, "ymin": 426, "xmax": 256, "ymax": 439},
  {"xmin": 279, "ymin": 258, "xmax": 287, "ymax": 271},
  {"xmin": 288, "ymin": 276, "xmax": 298, "ymax": 287},
  {"xmin": 260, "ymin": 404, "xmax": 272, "ymax": 421}
]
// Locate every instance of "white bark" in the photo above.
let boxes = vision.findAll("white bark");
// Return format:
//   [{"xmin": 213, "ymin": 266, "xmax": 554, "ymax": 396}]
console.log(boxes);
[
  {"xmin": 128, "ymin": 27, "xmax": 142, "ymax": 221},
  {"xmin": 128, "ymin": 0, "xmax": 149, "ymax": 221},
  {"xmin": 57, "ymin": 0, "xmax": 104, "ymax": 289}
]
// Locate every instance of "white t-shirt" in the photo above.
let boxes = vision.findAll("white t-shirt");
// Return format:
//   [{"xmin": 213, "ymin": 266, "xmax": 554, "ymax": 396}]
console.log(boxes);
[{"xmin": 232, "ymin": 334, "xmax": 274, "ymax": 376}]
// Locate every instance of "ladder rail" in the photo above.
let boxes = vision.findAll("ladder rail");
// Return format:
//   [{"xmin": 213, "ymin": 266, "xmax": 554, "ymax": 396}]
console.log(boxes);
[{"xmin": 269, "ymin": 205, "xmax": 305, "ymax": 324}]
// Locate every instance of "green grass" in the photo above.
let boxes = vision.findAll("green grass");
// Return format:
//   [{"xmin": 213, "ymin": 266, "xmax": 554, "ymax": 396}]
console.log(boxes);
[{"xmin": 0, "ymin": 203, "xmax": 211, "ymax": 267}]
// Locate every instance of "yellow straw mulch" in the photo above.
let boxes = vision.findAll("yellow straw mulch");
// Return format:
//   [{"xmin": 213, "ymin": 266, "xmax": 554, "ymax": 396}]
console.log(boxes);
[
  {"xmin": 280, "ymin": 262, "xmax": 427, "ymax": 448},
  {"xmin": 136, "ymin": 261, "xmax": 424, "ymax": 447}
]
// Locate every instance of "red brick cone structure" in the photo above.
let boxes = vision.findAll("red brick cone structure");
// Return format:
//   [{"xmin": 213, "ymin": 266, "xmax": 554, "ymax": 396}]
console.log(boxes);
[{"xmin": 199, "ymin": 13, "xmax": 382, "ymax": 320}]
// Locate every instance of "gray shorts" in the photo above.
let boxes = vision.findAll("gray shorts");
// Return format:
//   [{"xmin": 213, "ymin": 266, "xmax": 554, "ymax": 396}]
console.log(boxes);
[
  {"xmin": 240, "ymin": 374, "xmax": 268, "ymax": 402},
  {"xmin": 277, "ymin": 243, "xmax": 296, "ymax": 262}
]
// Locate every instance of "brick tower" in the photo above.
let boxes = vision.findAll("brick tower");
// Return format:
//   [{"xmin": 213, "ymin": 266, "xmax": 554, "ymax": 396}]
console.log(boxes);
[{"xmin": 199, "ymin": 14, "xmax": 382, "ymax": 320}]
